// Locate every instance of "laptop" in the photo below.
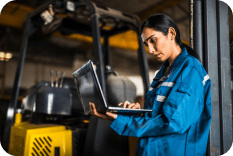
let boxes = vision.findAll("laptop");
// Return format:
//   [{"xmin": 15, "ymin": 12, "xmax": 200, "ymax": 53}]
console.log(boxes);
[{"xmin": 73, "ymin": 60, "xmax": 152, "ymax": 115}]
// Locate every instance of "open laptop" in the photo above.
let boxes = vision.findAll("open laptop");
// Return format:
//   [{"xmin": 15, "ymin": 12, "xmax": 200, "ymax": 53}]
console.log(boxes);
[{"xmin": 73, "ymin": 60, "xmax": 152, "ymax": 115}]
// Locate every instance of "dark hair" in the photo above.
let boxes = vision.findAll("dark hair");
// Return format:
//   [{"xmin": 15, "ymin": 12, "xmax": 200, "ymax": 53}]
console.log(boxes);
[{"xmin": 141, "ymin": 14, "xmax": 200, "ymax": 61}]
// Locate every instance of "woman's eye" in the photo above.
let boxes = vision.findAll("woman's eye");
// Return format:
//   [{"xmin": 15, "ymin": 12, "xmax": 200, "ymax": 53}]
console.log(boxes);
[{"xmin": 150, "ymin": 38, "xmax": 156, "ymax": 43}]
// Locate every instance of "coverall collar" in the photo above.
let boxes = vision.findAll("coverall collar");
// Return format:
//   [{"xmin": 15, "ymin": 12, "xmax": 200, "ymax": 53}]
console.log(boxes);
[
  {"xmin": 155, "ymin": 48, "xmax": 188, "ymax": 80},
  {"xmin": 169, "ymin": 47, "xmax": 188, "ymax": 71}
]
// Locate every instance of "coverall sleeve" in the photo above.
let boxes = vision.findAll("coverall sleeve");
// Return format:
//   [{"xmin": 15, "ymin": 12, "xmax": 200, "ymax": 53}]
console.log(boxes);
[{"xmin": 110, "ymin": 67, "xmax": 206, "ymax": 137}]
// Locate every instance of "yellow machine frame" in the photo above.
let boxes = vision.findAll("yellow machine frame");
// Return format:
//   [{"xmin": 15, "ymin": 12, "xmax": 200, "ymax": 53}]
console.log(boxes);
[{"xmin": 8, "ymin": 119, "xmax": 72, "ymax": 156}]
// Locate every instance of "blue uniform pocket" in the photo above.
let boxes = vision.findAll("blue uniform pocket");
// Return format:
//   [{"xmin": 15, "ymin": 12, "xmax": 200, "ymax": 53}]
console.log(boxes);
[
  {"xmin": 164, "ymin": 83, "xmax": 193, "ymax": 120},
  {"xmin": 177, "ymin": 83, "xmax": 192, "ymax": 95}
]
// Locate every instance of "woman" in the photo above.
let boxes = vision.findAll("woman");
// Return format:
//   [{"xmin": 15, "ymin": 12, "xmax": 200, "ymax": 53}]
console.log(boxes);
[{"xmin": 90, "ymin": 14, "xmax": 212, "ymax": 156}]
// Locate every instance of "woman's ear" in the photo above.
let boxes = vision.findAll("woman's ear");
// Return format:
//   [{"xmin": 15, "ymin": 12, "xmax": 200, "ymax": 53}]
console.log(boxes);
[{"xmin": 168, "ymin": 27, "xmax": 176, "ymax": 40}]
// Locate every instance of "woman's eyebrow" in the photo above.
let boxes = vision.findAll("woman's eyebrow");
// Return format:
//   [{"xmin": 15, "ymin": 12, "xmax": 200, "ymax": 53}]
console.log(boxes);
[
  {"xmin": 145, "ymin": 34, "xmax": 156, "ymax": 42},
  {"xmin": 143, "ymin": 34, "xmax": 156, "ymax": 45}
]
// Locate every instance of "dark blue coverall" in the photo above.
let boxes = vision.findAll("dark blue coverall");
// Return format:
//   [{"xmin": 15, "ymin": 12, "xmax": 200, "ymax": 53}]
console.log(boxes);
[{"xmin": 110, "ymin": 48, "xmax": 212, "ymax": 156}]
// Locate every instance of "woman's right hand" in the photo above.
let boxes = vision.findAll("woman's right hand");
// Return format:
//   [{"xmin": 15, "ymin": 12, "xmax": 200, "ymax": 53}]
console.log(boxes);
[
  {"xmin": 89, "ymin": 102, "xmax": 117, "ymax": 120},
  {"xmin": 118, "ymin": 101, "xmax": 141, "ymax": 109}
]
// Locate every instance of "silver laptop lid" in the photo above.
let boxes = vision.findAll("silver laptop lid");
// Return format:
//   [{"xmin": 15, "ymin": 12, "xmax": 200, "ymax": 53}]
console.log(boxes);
[{"xmin": 73, "ymin": 60, "xmax": 108, "ymax": 115}]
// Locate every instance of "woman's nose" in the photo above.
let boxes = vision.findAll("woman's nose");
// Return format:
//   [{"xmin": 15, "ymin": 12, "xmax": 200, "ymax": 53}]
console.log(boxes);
[{"xmin": 148, "ymin": 44, "xmax": 155, "ymax": 54}]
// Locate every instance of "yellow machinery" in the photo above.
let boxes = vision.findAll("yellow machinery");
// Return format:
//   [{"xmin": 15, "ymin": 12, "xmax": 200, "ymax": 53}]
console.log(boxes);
[{"xmin": 8, "ymin": 113, "xmax": 72, "ymax": 156}]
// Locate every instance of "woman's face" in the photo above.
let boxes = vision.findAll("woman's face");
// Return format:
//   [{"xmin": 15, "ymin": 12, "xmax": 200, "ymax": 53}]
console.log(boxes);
[{"xmin": 141, "ymin": 27, "xmax": 174, "ymax": 62}]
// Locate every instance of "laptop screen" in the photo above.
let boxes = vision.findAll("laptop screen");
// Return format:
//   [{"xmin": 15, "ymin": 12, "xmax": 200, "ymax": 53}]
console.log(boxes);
[{"xmin": 73, "ymin": 60, "xmax": 108, "ymax": 115}]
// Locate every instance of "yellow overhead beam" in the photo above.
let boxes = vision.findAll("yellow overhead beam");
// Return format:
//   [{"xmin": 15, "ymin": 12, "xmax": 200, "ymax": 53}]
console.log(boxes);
[
  {"xmin": 0, "ymin": 2, "xmax": 189, "ymax": 51},
  {"xmin": 109, "ymin": 30, "xmax": 139, "ymax": 50},
  {"xmin": 53, "ymin": 31, "xmax": 104, "ymax": 47},
  {"xmin": 138, "ymin": 0, "xmax": 187, "ymax": 21},
  {"xmin": 0, "ymin": 14, "xmax": 23, "ymax": 29},
  {"xmin": 1, "ymin": 2, "xmax": 34, "ymax": 14},
  {"xmin": 54, "ymin": 30, "xmax": 139, "ymax": 51},
  {"xmin": 0, "ymin": 2, "xmax": 34, "ymax": 29},
  {"xmin": 0, "ymin": 3, "xmax": 140, "ymax": 51}
]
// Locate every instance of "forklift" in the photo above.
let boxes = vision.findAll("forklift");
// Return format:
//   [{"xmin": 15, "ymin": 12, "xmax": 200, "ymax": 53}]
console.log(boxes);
[{"xmin": 1, "ymin": 0, "xmax": 150, "ymax": 155}]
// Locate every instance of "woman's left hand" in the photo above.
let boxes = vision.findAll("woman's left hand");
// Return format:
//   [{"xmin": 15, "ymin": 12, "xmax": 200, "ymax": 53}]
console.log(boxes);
[
  {"xmin": 119, "ymin": 101, "xmax": 141, "ymax": 109},
  {"xmin": 89, "ymin": 102, "xmax": 117, "ymax": 120}
]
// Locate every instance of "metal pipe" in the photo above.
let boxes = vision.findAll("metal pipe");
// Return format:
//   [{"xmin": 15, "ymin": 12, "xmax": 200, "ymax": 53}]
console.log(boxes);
[
  {"xmin": 59, "ymin": 72, "xmax": 65, "ymax": 88},
  {"xmin": 50, "ymin": 70, "xmax": 54, "ymax": 87},
  {"xmin": 104, "ymin": 35, "xmax": 111, "ymax": 67},
  {"xmin": 55, "ymin": 71, "xmax": 59, "ymax": 87},
  {"xmin": 193, "ymin": 0, "xmax": 203, "ymax": 63},
  {"xmin": 203, "ymin": 0, "xmax": 221, "ymax": 155},
  {"xmin": 189, "ymin": 0, "xmax": 194, "ymax": 49},
  {"xmin": 91, "ymin": 13, "xmax": 107, "ymax": 97},
  {"xmin": 217, "ymin": 1, "xmax": 232, "ymax": 154},
  {"xmin": 136, "ymin": 18, "xmax": 150, "ymax": 95},
  {"xmin": 2, "ymin": 18, "xmax": 32, "ymax": 151}
]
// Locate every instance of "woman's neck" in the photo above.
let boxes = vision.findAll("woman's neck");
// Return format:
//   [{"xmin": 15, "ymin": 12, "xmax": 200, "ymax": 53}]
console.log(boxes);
[{"xmin": 167, "ymin": 44, "xmax": 182, "ymax": 67}]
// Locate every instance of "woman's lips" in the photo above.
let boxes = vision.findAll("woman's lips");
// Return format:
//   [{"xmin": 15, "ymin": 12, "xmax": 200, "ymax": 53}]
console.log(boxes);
[{"xmin": 155, "ymin": 54, "xmax": 161, "ymax": 58}]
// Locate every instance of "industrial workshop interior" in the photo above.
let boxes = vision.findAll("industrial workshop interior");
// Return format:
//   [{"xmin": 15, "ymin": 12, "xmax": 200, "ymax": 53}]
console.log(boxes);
[{"xmin": 0, "ymin": 0, "xmax": 232, "ymax": 156}]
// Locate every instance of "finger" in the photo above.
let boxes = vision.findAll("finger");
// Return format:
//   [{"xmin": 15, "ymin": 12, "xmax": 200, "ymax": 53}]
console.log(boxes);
[
  {"xmin": 91, "ymin": 103, "xmax": 98, "ymax": 116},
  {"xmin": 119, "ymin": 101, "xmax": 129, "ymax": 107},
  {"xmin": 91, "ymin": 103, "xmax": 99, "ymax": 116},
  {"xmin": 89, "ymin": 102, "xmax": 94, "ymax": 115},
  {"xmin": 123, "ymin": 101, "xmax": 130, "ymax": 108},
  {"xmin": 127, "ymin": 103, "xmax": 136, "ymax": 109},
  {"xmin": 126, "ymin": 103, "xmax": 141, "ymax": 109},
  {"xmin": 118, "ymin": 103, "xmax": 124, "ymax": 106},
  {"xmin": 132, "ymin": 103, "xmax": 141, "ymax": 109},
  {"xmin": 90, "ymin": 102, "xmax": 98, "ymax": 116}
]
